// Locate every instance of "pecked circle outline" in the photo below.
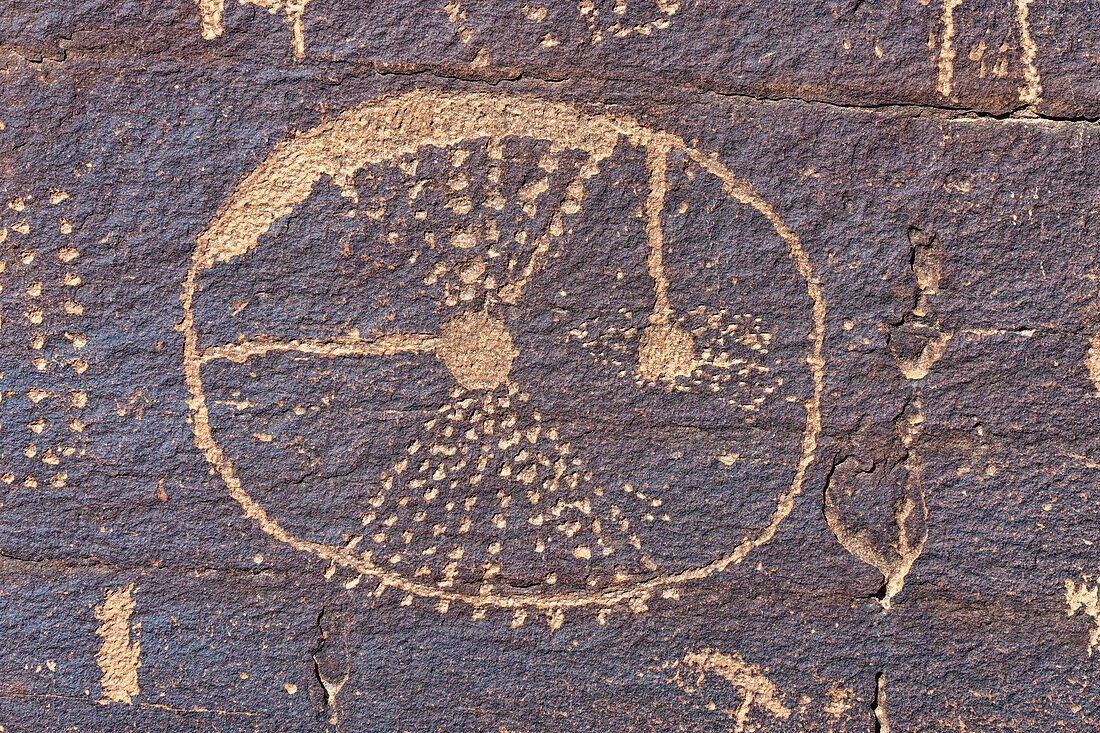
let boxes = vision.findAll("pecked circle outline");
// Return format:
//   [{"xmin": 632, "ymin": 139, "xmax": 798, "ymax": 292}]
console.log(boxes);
[{"xmin": 180, "ymin": 89, "xmax": 825, "ymax": 611}]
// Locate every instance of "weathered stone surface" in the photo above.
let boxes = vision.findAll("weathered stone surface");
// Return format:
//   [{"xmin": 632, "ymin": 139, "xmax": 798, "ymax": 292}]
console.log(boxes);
[{"xmin": 1, "ymin": 2, "xmax": 1099, "ymax": 730}]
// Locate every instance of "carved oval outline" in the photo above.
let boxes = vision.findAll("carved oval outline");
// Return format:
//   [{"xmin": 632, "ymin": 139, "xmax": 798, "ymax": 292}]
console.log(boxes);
[{"xmin": 180, "ymin": 89, "xmax": 825, "ymax": 611}]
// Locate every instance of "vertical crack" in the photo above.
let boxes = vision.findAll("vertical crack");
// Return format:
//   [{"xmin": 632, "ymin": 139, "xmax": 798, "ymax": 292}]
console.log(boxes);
[
  {"xmin": 825, "ymin": 225, "xmax": 940, "ymax": 610},
  {"xmin": 873, "ymin": 672, "xmax": 890, "ymax": 733},
  {"xmin": 311, "ymin": 609, "xmax": 350, "ymax": 728}
]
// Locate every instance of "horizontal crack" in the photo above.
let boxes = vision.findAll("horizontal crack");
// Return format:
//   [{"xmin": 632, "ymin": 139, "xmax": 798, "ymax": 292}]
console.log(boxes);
[
  {"xmin": 3, "ymin": 48, "xmax": 1098, "ymax": 126},
  {"xmin": 0, "ymin": 552, "xmax": 312, "ymax": 579}
]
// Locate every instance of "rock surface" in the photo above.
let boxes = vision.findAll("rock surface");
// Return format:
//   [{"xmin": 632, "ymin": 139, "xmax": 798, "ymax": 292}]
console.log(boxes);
[{"xmin": 1, "ymin": 1, "xmax": 1099, "ymax": 730}]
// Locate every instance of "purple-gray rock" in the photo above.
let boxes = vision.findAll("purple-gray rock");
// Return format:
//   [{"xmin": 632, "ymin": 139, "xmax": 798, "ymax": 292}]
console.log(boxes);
[{"xmin": 1, "ymin": 1, "xmax": 1099, "ymax": 730}]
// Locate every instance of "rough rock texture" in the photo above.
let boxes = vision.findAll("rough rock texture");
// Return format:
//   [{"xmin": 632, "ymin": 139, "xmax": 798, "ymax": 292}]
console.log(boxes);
[{"xmin": 1, "ymin": 1, "xmax": 1099, "ymax": 730}]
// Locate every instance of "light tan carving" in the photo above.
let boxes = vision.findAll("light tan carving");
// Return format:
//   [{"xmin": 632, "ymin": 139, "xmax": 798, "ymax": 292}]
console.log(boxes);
[
  {"xmin": 437, "ymin": 310, "xmax": 518, "ymax": 390},
  {"xmin": 934, "ymin": 0, "xmax": 1042, "ymax": 105},
  {"xmin": 198, "ymin": 332, "xmax": 440, "ymax": 364},
  {"xmin": 671, "ymin": 648, "xmax": 791, "ymax": 732},
  {"xmin": 637, "ymin": 322, "xmax": 695, "ymax": 381},
  {"xmin": 637, "ymin": 139, "xmax": 696, "ymax": 381},
  {"xmin": 196, "ymin": 0, "xmax": 311, "ymax": 56},
  {"xmin": 241, "ymin": 0, "xmax": 311, "ymax": 57},
  {"xmin": 94, "ymin": 585, "xmax": 140, "ymax": 705},
  {"xmin": 1086, "ymin": 336, "xmax": 1100, "ymax": 396},
  {"xmin": 0, "ymin": 191, "xmax": 89, "ymax": 490},
  {"xmin": 824, "ymin": 402, "xmax": 929, "ymax": 611},
  {"xmin": 936, "ymin": 0, "xmax": 964, "ymax": 98},
  {"xmin": 829, "ymin": 227, "xmax": 941, "ymax": 609},
  {"xmin": 1015, "ymin": 0, "xmax": 1042, "ymax": 104},
  {"xmin": 874, "ymin": 673, "xmax": 891, "ymax": 733},
  {"xmin": 197, "ymin": 0, "xmax": 225, "ymax": 39},
  {"xmin": 1065, "ymin": 577, "xmax": 1100, "ymax": 655}
]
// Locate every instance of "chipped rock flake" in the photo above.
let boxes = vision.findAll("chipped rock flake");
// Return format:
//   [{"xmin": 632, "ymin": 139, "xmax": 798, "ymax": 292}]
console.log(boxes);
[
  {"xmin": 1065, "ymin": 578, "xmax": 1100, "ymax": 655},
  {"xmin": 1085, "ymin": 334, "xmax": 1100, "ymax": 396}
]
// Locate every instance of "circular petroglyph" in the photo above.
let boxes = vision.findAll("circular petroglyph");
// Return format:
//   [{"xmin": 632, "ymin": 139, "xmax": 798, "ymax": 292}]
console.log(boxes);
[
  {"xmin": 438, "ymin": 310, "xmax": 518, "ymax": 391},
  {"xmin": 181, "ymin": 90, "xmax": 824, "ymax": 617},
  {"xmin": 637, "ymin": 322, "xmax": 695, "ymax": 381}
]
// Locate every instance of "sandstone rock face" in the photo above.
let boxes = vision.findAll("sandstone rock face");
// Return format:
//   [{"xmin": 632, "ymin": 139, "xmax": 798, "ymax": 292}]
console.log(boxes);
[{"xmin": 1, "ymin": 2, "xmax": 1098, "ymax": 730}]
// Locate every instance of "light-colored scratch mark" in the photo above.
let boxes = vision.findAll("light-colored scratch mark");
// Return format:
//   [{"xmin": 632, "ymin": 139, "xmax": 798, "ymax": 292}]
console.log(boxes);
[
  {"xmin": 94, "ymin": 584, "xmax": 140, "ymax": 705},
  {"xmin": 885, "ymin": 401, "xmax": 929, "ymax": 610},
  {"xmin": 896, "ymin": 330, "xmax": 951, "ymax": 380},
  {"xmin": 682, "ymin": 648, "xmax": 791, "ymax": 733},
  {"xmin": 638, "ymin": 141, "xmax": 698, "ymax": 382},
  {"xmin": 824, "ymin": 481, "xmax": 925, "ymax": 611},
  {"xmin": 197, "ymin": 0, "xmax": 225, "ymax": 39},
  {"xmin": 200, "ymin": 314, "xmax": 516, "ymax": 391},
  {"xmin": 196, "ymin": 0, "xmax": 310, "ymax": 56},
  {"xmin": 835, "ymin": 227, "xmax": 938, "ymax": 608},
  {"xmin": 894, "ymin": 227, "xmax": 951, "ymax": 379},
  {"xmin": 960, "ymin": 327, "xmax": 1034, "ymax": 337},
  {"xmin": 1086, "ymin": 335, "xmax": 1100, "ymax": 396},
  {"xmin": 198, "ymin": 331, "xmax": 441, "ymax": 364},
  {"xmin": 1015, "ymin": 0, "xmax": 1042, "ymax": 105},
  {"xmin": 180, "ymin": 90, "xmax": 826, "ymax": 613},
  {"xmin": 498, "ymin": 172, "xmax": 584, "ymax": 305},
  {"xmin": 644, "ymin": 141, "xmax": 672, "ymax": 326},
  {"xmin": 1065, "ymin": 577, "xmax": 1100, "ymax": 655},
  {"xmin": 936, "ymin": 0, "xmax": 964, "ymax": 98},
  {"xmin": 319, "ymin": 670, "xmax": 348, "ymax": 725},
  {"xmin": 881, "ymin": 493, "xmax": 927, "ymax": 609}
]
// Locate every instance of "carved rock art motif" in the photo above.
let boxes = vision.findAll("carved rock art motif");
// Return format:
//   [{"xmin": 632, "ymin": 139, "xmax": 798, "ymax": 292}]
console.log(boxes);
[
  {"xmin": 515, "ymin": 0, "xmax": 680, "ymax": 48},
  {"xmin": 199, "ymin": 0, "xmax": 311, "ymax": 52},
  {"xmin": 0, "ymin": 193, "xmax": 90, "ymax": 494},
  {"xmin": 665, "ymin": 648, "xmax": 792, "ymax": 733},
  {"xmin": 1065, "ymin": 577, "xmax": 1100, "ymax": 655},
  {"xmin": 935, "ymin": 0, "xmax": 1042, "ymax": 104},
  {"xmin": 180, "ymin": 90, "xmax": 824, "ymax": 622},
  {"xmin": 826, "ymin": 226, "xmax": 939, "ymax": 611},
  {"xmin": 94, "ymin": 584, "xmax": 140, "ymax": 705},
  {"xmin": 824, "ymin": 404, "xmax": 928, "ymax": 612},
  {"xmin": 659, "ymin": 647, "xmax": 865, "ymax": 730},
  {"xmin": 198, "ymin": 0, "xmax": 677, "ymax": 60}
]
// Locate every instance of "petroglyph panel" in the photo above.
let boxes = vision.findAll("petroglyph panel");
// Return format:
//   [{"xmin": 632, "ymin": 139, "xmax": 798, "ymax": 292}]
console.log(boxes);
[{"xmin": 4, "ymin": 1, "xmax": 1100, "ymax": 730}]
